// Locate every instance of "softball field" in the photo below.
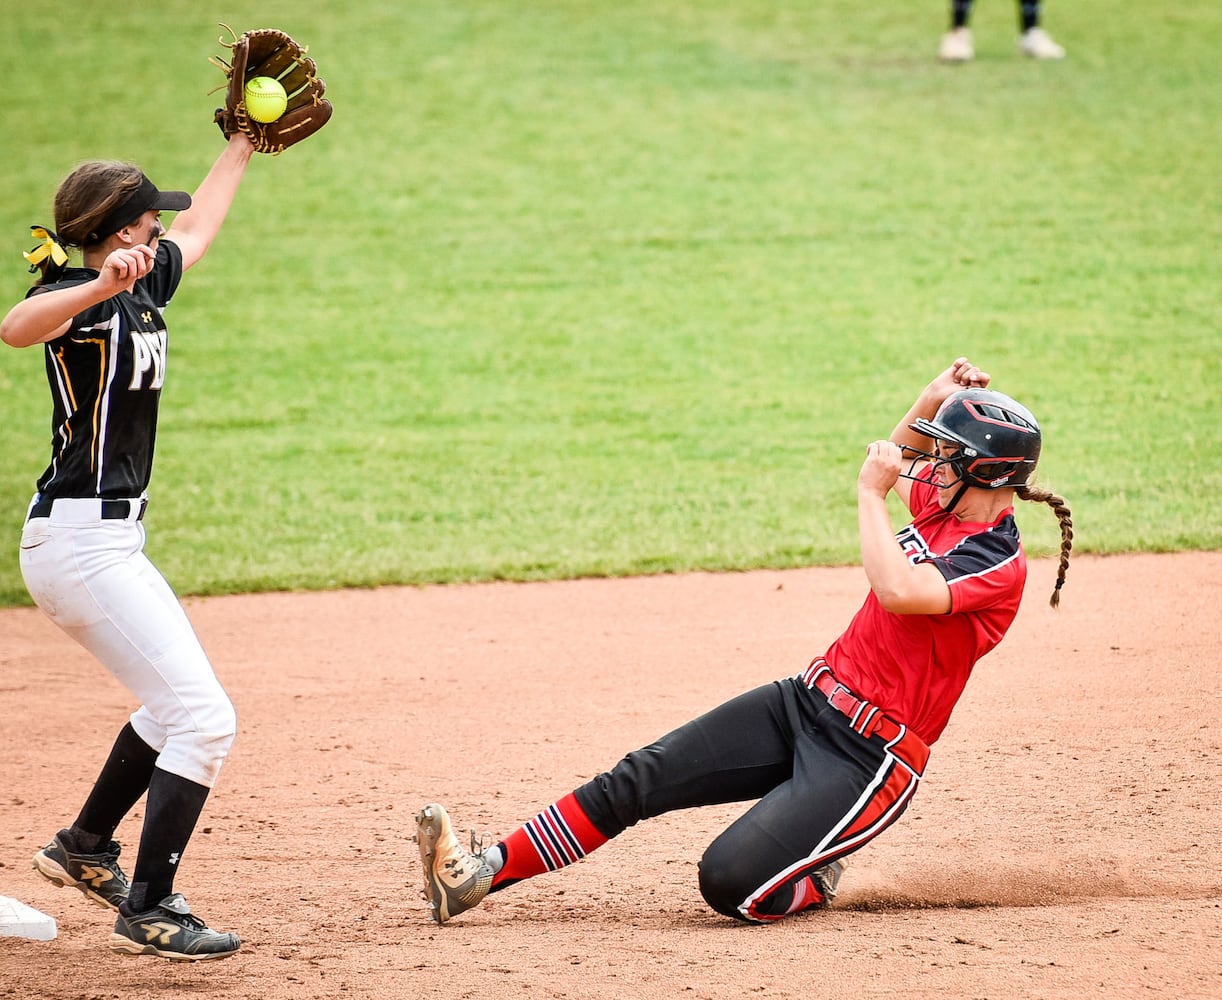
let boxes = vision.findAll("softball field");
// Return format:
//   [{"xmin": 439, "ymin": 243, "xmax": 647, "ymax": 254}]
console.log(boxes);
[{"xmin": 1, "ymin": 551, "xmax": 1219, "ymax": 999}]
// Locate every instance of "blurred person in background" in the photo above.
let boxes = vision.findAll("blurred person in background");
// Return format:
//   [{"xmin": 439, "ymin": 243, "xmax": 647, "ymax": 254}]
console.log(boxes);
[{"xmin": 939, "ymin": 1, "xmax": 1066, "ymax": 61}]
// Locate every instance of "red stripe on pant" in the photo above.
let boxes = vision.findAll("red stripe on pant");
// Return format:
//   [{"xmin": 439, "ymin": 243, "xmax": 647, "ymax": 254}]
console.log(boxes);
[
  {"xmin": 741, "ymin": 754, "xmax": 920, "ymax": 921},
  {"xmin": 833, "ymin": 758, "xmax": 920, "ymax": 850}
]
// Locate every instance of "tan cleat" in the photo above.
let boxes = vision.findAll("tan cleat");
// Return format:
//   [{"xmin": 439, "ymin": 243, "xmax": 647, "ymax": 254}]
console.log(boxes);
[
  {"xmin": 814, "ymin": 858, "xmax": 846, "ymax": 902},
  {"xmin": 415, "ymin": 803, "xmax": 495, "ymax": 924},
  {"xmin": 33, "ymin": 830, "xmax": 130, "ymax": 911},
  {"xmin": 108, "ymin": 893, "xmax": 240, "ymax": 963},
  {"xmin": 938, "ymin": 27, "xmax": 974, "ymax": 62},
  {"xmin": 1019, "ymin": 28, "xmax": 1066, "ymax": 59}
]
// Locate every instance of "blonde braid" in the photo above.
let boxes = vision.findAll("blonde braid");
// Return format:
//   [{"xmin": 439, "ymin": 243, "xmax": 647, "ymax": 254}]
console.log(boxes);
[{"xmin": 1016, "ymin": 484, "xmax": 1073, "ymax": 608}]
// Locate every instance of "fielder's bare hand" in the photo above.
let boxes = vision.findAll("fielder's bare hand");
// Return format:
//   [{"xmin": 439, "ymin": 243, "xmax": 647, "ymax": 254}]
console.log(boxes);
[{"xmin": 97, "ymin": 245, "xmax": 157, "ymax": 296}]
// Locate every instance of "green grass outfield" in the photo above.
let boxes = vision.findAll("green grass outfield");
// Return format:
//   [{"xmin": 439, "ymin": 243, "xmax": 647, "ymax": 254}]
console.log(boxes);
[{"xmin": 1, "ymin": 2, "xmax": 1218, "ymax": 605}]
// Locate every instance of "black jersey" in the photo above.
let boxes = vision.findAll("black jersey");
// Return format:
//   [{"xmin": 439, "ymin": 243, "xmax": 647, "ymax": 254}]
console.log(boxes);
[{"xmin": 30, "ymin": 241, "xmax": 183, "ymax": 500}]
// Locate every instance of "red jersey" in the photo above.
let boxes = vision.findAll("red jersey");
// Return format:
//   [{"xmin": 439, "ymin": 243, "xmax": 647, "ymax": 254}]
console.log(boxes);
[{"xmin": 821, "ymin": 466, "xmax": 1026, "ymax": 745}]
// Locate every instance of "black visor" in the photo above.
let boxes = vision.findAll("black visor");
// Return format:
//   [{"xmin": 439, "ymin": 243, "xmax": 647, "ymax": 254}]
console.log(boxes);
[{"xmin": 90, "ymin": 174, "xmax": 191, "ymax": 242}]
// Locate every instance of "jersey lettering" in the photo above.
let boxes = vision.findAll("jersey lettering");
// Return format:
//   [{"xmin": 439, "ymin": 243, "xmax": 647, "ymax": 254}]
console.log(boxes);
[
  {"xmin": 128, "ymin": 330, "xmax": 167, "ymax": 390},
  {"xmin": 895, "ymin": 523, "xmax": 933, "ymax": 565}
]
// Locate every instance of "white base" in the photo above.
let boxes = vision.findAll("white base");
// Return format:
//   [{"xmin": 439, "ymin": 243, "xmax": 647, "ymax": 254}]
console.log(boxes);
[{"xmin": 0, "ymin": 895, "xmax": 58, "ymax": 941}]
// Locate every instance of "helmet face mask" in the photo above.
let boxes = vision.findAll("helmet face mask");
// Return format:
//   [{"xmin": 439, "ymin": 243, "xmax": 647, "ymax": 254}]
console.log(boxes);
[
  {"xmin": 900, "ymin": 389, "xmax": 1042, "ymax": 491},
  {"xmin": 900, "ymin": 441, "xmax": 963, "ymax": 490}
]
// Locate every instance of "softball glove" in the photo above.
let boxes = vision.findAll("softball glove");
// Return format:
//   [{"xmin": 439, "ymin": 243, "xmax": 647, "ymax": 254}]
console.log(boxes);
[{"xmin": 211, "ymin": 25, "xmax": 333, "ymax": 154}]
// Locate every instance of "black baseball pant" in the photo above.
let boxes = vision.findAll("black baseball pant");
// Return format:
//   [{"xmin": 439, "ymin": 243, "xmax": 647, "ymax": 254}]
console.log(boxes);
[{"xmin": 574, "ymin": 675, "xmax": 926, "ymax": 921}]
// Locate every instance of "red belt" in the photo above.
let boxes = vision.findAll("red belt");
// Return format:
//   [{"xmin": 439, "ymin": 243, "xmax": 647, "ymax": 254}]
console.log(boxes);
[{"xmin": 801, "ymin": 660, "xmax": 930, "ymax": 776}]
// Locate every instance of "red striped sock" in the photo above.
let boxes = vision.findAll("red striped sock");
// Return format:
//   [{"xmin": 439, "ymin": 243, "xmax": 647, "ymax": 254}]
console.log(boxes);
[
  {"xmin": 785, "ymin": 875, "xmax": 828, "ymax": 914},
  {"xmin": 492, "ymin": 793, "xmax": 608, "ymax": 887}
]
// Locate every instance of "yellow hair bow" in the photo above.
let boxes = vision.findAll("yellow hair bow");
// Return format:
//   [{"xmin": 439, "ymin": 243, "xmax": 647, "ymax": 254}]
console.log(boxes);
[{"xmin": 24, "ymin": 225, "xmax": 69, "ymax": 272}]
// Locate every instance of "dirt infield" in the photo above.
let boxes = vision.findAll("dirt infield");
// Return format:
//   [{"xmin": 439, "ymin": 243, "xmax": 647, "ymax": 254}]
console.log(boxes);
[{"xmin": 1, "ymin": 552, "xmax": 1219, "ymax": 999}]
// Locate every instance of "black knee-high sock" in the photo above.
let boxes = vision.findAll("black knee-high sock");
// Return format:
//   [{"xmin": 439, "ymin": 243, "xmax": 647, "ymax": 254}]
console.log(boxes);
[
  {"xmin": 126, "ymin": 768, "xmax": 210, "ymax": 912},
  {"xmin": 952, "ymin": 0, "xmax": 974, "ymax": 29},
  {"xmin": 1019, "ymin": 1, "xmax": 1042, "ymax": 31},
  {"xmin": 72, "ymin": 723, "xmax": 159, "ymax": 851}
]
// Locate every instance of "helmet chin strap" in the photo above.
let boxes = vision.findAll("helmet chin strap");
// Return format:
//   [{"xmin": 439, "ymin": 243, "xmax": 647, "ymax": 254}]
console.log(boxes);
[
  {"xmin": 942, "ymin": 460, "xmax": 972, "ymax": 514},
  {"xmin": 944, "ymin": 480, "xmax": 971, "ymax": 514}
]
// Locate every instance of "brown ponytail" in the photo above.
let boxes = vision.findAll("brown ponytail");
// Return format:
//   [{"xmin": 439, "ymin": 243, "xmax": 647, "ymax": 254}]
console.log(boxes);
[{"xmin": 1016, "ymin": 484, "xmax": 1073, "ymax": 608}]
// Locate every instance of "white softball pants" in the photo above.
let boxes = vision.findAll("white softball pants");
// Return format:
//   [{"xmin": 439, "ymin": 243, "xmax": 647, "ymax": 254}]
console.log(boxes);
[{"xmin": 19, "ymin": 497, "xmax": 236, "ymax": 788}]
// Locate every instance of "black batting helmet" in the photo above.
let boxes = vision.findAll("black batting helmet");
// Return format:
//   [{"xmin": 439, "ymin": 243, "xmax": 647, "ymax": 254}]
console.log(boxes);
[{"xmin": 909, "ymin": 388, "xmax": 1042, "ymax": 489}]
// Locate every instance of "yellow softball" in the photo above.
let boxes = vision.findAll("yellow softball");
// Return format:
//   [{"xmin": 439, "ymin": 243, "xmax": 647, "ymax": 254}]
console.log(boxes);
[{"xmin": 244, "ymin": 76, "xmax": 288, "ymax": 123}]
